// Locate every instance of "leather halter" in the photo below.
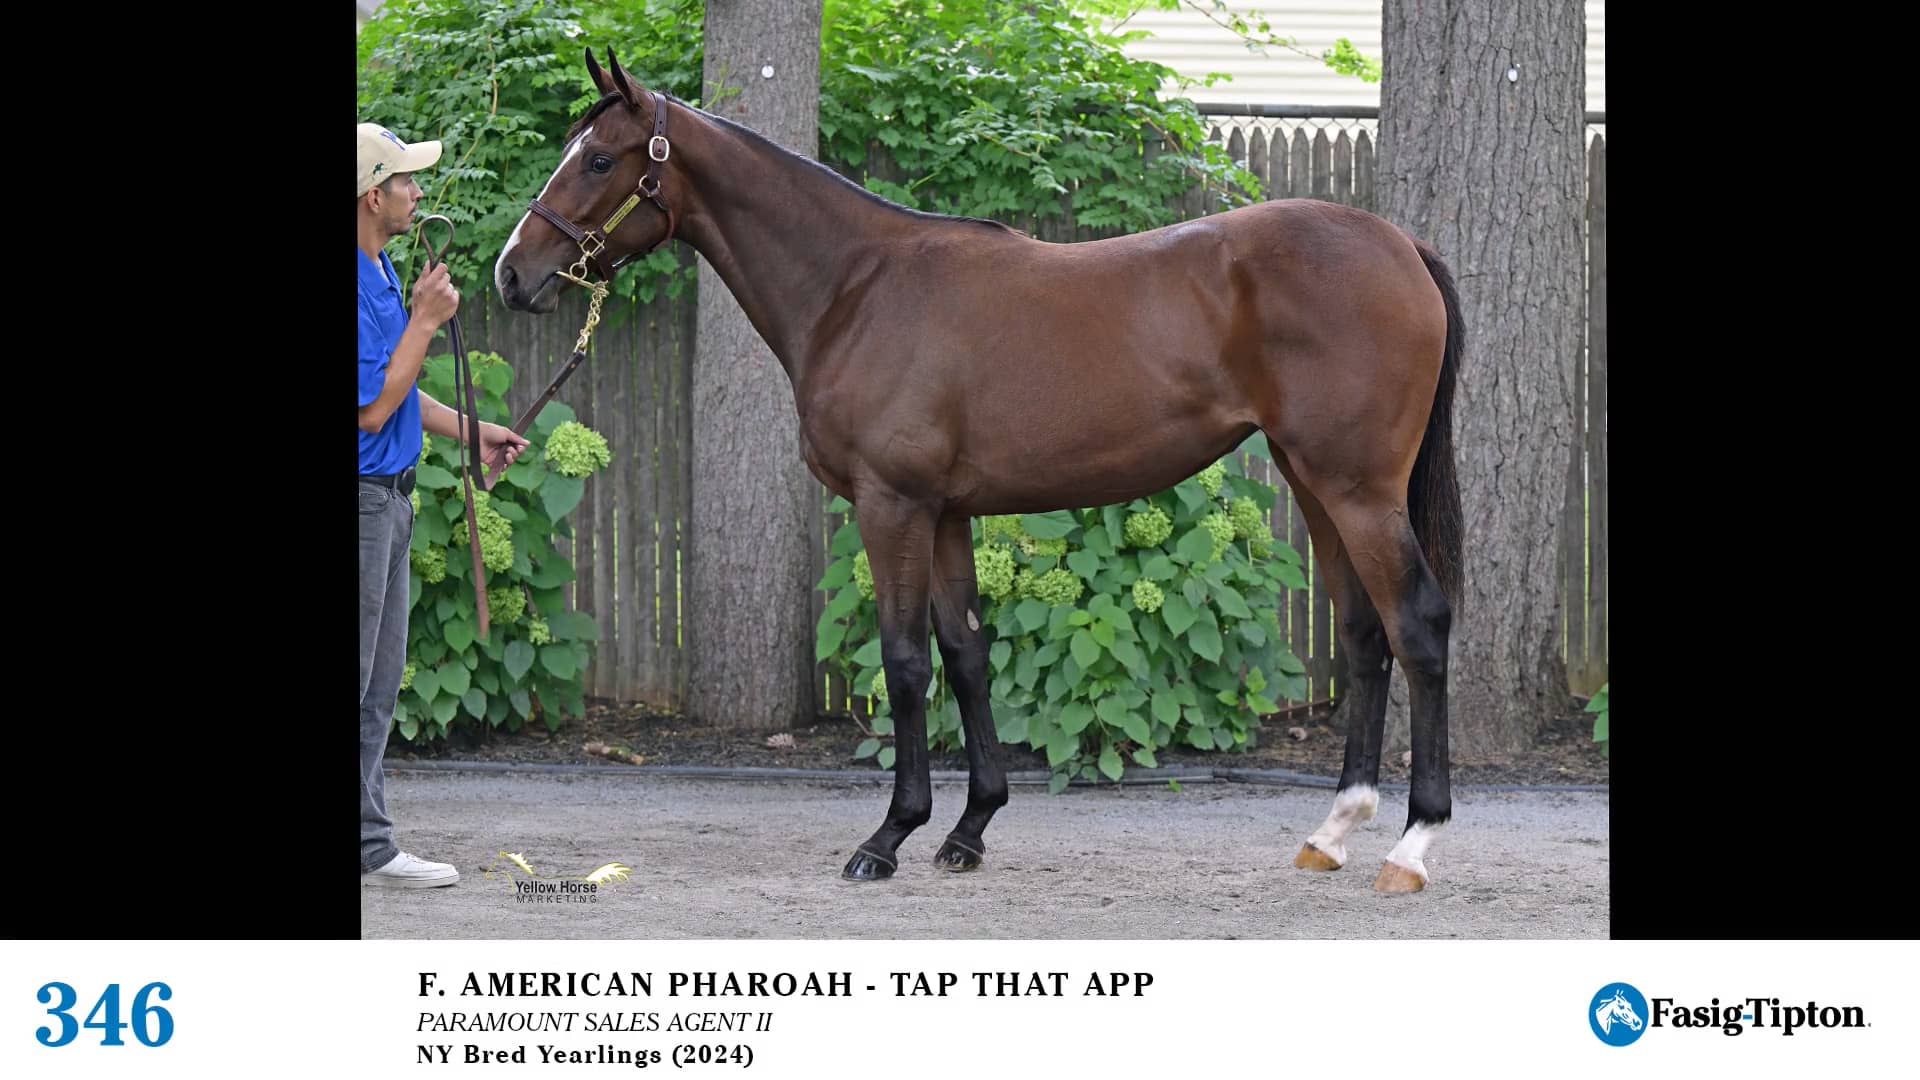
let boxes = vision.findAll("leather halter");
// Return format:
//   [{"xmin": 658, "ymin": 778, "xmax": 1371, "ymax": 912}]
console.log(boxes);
[{"xmin": 526, "ymin": 92, "xmax": 677, "ymax": 283}]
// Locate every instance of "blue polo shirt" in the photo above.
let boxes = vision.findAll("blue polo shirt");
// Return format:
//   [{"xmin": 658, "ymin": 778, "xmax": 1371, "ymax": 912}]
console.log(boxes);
[{"xmin": 358, "ymin": 247, "xmax": 422, "ymax": 475}]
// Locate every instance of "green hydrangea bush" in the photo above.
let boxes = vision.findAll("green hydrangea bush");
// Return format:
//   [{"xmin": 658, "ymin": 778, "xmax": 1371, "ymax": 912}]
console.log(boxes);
[
  {"xmin": 392, "ymin": 351, "xmax": 613, "ymax": 744},
  {"xmin": 817, "ymin": 452, "xmax": 1311, "ymax": 791}
]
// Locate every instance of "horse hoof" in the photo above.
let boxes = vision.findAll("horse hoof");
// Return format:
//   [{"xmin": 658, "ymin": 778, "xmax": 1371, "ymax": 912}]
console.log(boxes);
[
  {"xmin": 934, "ymin": 838, "xmax": 983, "ymax": 872},
  {"xmin": 842, "ymin": 849, "xmax": 896, "ymax": 881},
  {"xmin": 1372, "ymin": 861, "xmax": 1426, "ymax": 893},
  {"xmin": 1293, "ymin": 842, "xmax": 1343, "ymax": 871}
]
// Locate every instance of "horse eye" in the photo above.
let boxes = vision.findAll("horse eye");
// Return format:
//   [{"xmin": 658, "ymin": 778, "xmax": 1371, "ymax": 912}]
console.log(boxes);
[{"xmin": 590, "ymin": 155, "xmax": 614, "ymax": 174}]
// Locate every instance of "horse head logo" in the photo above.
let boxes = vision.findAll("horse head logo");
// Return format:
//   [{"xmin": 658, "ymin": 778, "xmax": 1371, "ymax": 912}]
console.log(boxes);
[
  {"xmin": 1595, "ymin": 989, "xmax": 1642, "ymax": 1034},
  {"xmin": 1589, "ymin": 983, "xmax": 1650, "ymax": 1046}
]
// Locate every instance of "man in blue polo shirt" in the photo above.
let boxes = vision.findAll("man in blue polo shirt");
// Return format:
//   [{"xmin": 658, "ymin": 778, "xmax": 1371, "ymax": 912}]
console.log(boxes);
[{"xmin": 358, "ymin": 122, "xmax": 528, "ymax": 889}]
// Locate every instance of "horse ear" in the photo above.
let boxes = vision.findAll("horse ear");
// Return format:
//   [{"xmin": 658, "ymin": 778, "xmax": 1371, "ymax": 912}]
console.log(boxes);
[
  {"xmin": 585, "ymin": 47, "xmax": 616, "ymax": 99},
  {"xmin": 606, "ymin": 47, "xmax": 644, "ymax": 110}
]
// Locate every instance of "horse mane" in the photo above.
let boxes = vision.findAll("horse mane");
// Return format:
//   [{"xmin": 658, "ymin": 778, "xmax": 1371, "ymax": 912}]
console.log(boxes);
[{"xmin": 567, "ymin": 91, "xmax": 1023, "ymax": 237}]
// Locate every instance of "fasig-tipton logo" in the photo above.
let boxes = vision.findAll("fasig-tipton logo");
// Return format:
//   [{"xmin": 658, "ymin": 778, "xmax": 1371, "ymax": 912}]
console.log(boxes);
[{"xmin": 1590, "ymin": 982, "xmax": 1869, "ymax": 1045}]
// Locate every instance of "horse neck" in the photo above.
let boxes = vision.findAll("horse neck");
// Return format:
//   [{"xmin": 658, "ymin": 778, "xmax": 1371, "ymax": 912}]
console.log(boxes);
[{"xmin": 668, "ymin": 104, "xmax": 896, "ymax": 385}]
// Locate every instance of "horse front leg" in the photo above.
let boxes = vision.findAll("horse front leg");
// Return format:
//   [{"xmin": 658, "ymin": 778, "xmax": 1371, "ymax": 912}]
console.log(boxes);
[
  {"xmin": 927, "ymin": 512, "xmax": 1006, "ymax": 871},
  {"xmin": 842, "ymin": 492, "xmax": 939, "ymax": 882}
]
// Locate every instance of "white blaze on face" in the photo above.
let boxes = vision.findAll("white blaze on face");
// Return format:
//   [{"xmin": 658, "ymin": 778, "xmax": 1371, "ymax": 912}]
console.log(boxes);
[
  {"xmin": 1384, "ymin": 821, "xmax": 1442, "ymax": 882},
  {"xmin": 496, "ymin": 125, "xmax": 594, "ymax": 293},
  {"xmin": 1304, "ymin": 784, "xmax": 1377, "ymax": 866}
]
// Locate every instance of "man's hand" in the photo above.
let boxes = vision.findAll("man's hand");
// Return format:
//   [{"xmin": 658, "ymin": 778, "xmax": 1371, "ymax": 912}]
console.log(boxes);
[
  {"xmin": 410, "ymin": 262, "xmax": 460, "ymax": 329},
  {"xmin": 477, "ymin": 422, "xmax": 530, "ymax": 469}
]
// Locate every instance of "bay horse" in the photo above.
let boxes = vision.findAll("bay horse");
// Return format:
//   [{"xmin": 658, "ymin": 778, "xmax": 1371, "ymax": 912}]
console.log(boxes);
[{"xmin": 496, "ymin": 49, "xmax": 1465, "ymax": 893}]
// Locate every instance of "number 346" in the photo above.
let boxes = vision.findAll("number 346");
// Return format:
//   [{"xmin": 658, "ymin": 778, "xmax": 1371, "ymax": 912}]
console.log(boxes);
[{"xmin": 36, "ymin": 982, "xmax": 174, "ymax": 1047}]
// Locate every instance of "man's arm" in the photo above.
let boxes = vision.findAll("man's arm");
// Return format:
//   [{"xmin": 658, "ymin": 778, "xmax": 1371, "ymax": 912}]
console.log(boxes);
[
  {"xmin": 420, "ymin": 390, "xmax": 531, "ymax": 469},
  {"xmin": 358, "ymin": 262, "xmax": 459, "ymax": 434}
]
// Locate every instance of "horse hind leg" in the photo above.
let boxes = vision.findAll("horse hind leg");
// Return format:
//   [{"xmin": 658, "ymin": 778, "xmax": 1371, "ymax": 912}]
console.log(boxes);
[
  {"xmin": 1274, "ymin": 453, "xmax": 1394, "ymax": 873},
  {"xmin": 1320, "ymin": 488, "xmax": 1452, "ymax": 893},
  {"xmin": 927, "ymin": 512, "xmax": 1007, "ymax": 871},
  {"xmin": 1278, "ymin": 456, "xmax": 1452, "ymax": 893}
]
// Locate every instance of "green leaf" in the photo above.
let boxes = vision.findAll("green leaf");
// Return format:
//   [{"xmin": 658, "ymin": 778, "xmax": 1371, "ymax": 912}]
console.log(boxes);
[
  {"xmin": 412, "ymin": 668, "xmax": 441, "ymax": 704},
  {"xmin": 532, "ymin": 401, "xmax": 576, "ymax": 435},
  {"xmin": 1103, "ymin": 505, "xmax": 1125, "ymax": 547},
  {"xmin": 1217, "ymin": 689, "xmax": 1240, "ymax": 706},
  {"xmin": 1090, "ymin": 620, "xmax": 1115, "ymax": 648},
  {"xmin": 824, "ymin": 586, "xmax": 861, "ymax": 622},
  {"xmin": 1274, "ymin": 562, "xmax": 1309, "ymax": 591},
  {"xmin": 879, "ymin": 747, "xmax": 896, "ymax": 770},
  {"xmin": 1060, "ymin": 702, "xmax": 1095, "ymax": 736},
  {"xmin": 1094, "ymin": 695, "xmax": 1127, "ymax": 728},
  {"xmin": 826, "ymin": 494, "xmax": 853, "ymax": 512},
  {"xmin": 1016, "ymin": 599, "xmax": 1049, "ymax": 633},
  {"xmin": 1152, "ymin": 695, "xmax": 1181, "ymax": 727},
  {"xmin": 1121, "ymin": 711, "xmax": 1152, "ymax": 745},
  {"xmin": 541, "ymin": 474, "xmax": 585, "ymax": 520},
  {"xmin": 445, "ymin": 617, "xmax": 475, "ymax": 655},
  {"xmin": 816, "ymin": 558, "xmax": 854, "ymax": 591},
  {"xmin": 1183, "ymin": 577, "xmax": 1208, "ymax": 608},
  {"xmin": 1016, "ymin": 648, "xmax": 1040, "ymax": 690},
  {"xmin": 996, "ymin": 712, "xmax": 1030, "ymax": 744},
  {"xmin": 462, "ymin": 687, "xmax": 487, "ymax": 719},
  {"xmin": 1143, "ymin": 555, "xmax": 1176, "ymax": 581},
  {"xmin": 1593, "ymin": 714, "xmax": 1609, "ymax": 742},
  {"xmin": 816, "ymin": 621, "xmax": 848, "ymax": 660},
  {"xmin": 989, "ymin": 639, "xmax": 1011, "ymax": 672},
  {"xmin": 1049, "ymin": 771, "xmax": 1072, "ymax": 795},
  {"xmin": 830, "ymin": 521, "xmax": 865, "ymax": 557},
  {"xmin": 1071, "ymin": 629, "xmax": 1100, "ymax": 669},
  {"xmin": 1082, "ymin": 525, "xmax": 1114, "ymax": 558},
  {"xmin": 540, "ymin": 646, "xmax": 576, "ymax": 679},
  {"xmin": 1239, "ymin": 619, "xmax": 1267, "ymax": 646},
  {"xmin": 1162, "ymin": 593, "xmax": 1197, "ymax": 636},
  {"xmin": 1047, "ymin": 731, "xmax": 1078, "ymax": 767},
  {"xmin": 1212, "ymin": 584, "xmax": 1254, "ymax": 619},
  {"xmin": 547, "ymin": 610, "xmax": 598, "ymax": 641},
  {"xmin": 1185, "ymin": 726, "xmax": 1213, "ymax": 750},
  {"xmin": 1068, "ymin": 609, "xmax": 1093, "ymax": 626},
  {"xmin": 1245, "ymin": 667, "xmax": 1267, "ymax": 693},
  {"xmin": 1175, "ymin": 526, "xmax": 1213, "ymax": 565},
  {"xmin": 1247, "ymin": 692, "xmax": 1281, "ymax": 715},
  {"xmin": 1133, "ymin": 747, "xmax": 1159, "ymax": 769},
  {"xmin": 1066, "ymin": 549, "xmax": 1101, "ymax": 581},
  {"xmin": 854, "ymin": 738, "xmax": 881, "ymax": 760},
  {"xmin": 437, "ymin": 662, "xmax": 471, "ymax": 698},
  {"xmin": 1110, "ymin": 637, "xmax": 1146, "ymax": 678},
  {"xmin": 1098, "ymin": 746, "xmax": 1123, "ymax": 781},
  {"xmin": 1020, "ymin": 510, "xmax": 1077, "ymax": 539},
  {"xmin": 510, "ymin": 689, "xmax": 531, "ymax": 719},
  {"xmin": 432, "ymin": 694, "xmax": 459, "ymax": 726},
  {"xmin": 1189, "ymin": 622, "xmax": 1223, "ymax": 663},
  {"xmin": 854, "ymin": 639, "xmax": 884, "ymax": 668},
  {"xmin": 416, "ymin": 464, "xmax": 457, "ymax": 488}
]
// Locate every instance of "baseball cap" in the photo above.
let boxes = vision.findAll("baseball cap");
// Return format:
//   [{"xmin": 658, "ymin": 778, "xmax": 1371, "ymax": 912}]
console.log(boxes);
[{"xmin": 357, "ymin": 122, "xmax": 442, "ymax": 198}]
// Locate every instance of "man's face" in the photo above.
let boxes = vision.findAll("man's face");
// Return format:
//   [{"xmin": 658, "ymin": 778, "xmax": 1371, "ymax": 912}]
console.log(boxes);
[{"xmin": 373, "ymin": 172, "xmax": 423, "ymax": 235}]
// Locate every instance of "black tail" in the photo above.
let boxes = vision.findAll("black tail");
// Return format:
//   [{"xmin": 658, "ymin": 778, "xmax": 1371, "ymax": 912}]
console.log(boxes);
[{"xmin": 1409, "ymin": 240, "xmax": 1465, "ymax": 606}]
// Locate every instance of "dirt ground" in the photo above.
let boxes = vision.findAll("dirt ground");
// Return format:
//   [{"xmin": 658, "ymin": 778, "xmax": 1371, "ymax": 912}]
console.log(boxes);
[
  {"xmin": 391, "ymin": 698, "xmax": 1608, "ymax": 787},
  {"xmin": 361, "ymin": 771, "xmax": 1609, "ymax": 939}
]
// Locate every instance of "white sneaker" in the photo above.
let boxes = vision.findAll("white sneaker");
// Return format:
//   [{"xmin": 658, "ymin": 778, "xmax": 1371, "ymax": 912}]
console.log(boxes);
[{"xmin": 363, "ymin": 851, "xmax": 460, "ymax": 889}]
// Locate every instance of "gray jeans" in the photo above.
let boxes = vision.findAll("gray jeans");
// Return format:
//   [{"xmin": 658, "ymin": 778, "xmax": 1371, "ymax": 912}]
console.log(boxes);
[{"xmin": 358, "ymin": 480, "xmax": 412, "ymax": 873}]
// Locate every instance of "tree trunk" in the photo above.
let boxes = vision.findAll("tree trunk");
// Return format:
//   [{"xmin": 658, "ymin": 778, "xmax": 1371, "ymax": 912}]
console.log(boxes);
[
  {"xmin": 687, "ymin": 0, "xmax": 823, "ymax": 732},
  {"xmin": 1376, "ymin": 0, "xmax": 1585, "ymax": 759}
]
